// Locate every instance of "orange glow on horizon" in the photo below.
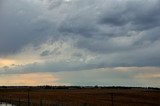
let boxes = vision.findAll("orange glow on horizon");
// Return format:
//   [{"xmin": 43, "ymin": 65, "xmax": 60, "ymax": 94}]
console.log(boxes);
[
  {"xmin": 0, "ymin": 73, "xmax": 67, "ymax": 86},
  {"xmin": 0, "ymin": 59, "xmax": 17, "ymax": 66}
]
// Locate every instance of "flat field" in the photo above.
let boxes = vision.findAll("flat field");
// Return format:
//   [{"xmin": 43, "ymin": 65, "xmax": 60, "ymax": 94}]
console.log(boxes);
[{"xmin": 0, "ymin": 88, "xmax": 159, "ymax": 106}]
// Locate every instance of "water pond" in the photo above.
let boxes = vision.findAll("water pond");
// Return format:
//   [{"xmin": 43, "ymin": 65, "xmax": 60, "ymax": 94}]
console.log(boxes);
[{"xmin": 0, "ymin": 102, "xmax": 15, "ymax": 106}]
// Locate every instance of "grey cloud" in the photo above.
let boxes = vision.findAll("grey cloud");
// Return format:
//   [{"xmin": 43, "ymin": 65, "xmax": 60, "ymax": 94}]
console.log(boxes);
[
  {"xmin": 58, "ymin": 10, "xmax": 98, "ymax": 37},
  {"xmin": 46, "ymin": 0, "xmax": 64, "ymax": 10},
  {"xmin": 40, "ymin": 47, "xmax": 61, "ymax": 57},
  {"xmin": 0, "ymin": 61, "xmax": 97, "ymax": 74},
  {"xmin": 57, "ymin": 0, "xmax": 160, "ymax": 38},
  {"xmin": 1, "ymin": 0, "xmax": 159, "ymax": 54},
  {"xmin": 0, "ymin": 0, "xmax": 160, "ymax": 70},
  {"xmin": 72, "ymin": 52, "xmax": 83, "ymax": 58},
  {"xmin": 40, "ymin": 50, "xmax": 51, "ymax": 57},
  {"xmin": 4, "ymin": 40, "xmax": 160, "ymax": 74},
  {"xmin": 100, "ymin": 0, "xmax": 160, "ymax": 30},
  {"xmin": 0, "ymin": 0, "xmax": 54, "ymax": 55}
]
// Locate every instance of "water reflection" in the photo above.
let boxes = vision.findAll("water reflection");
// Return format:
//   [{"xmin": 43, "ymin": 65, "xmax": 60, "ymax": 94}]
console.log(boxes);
[{"xmin": 0, "ymin": 102, "xmax": 15, "ymax": 106}]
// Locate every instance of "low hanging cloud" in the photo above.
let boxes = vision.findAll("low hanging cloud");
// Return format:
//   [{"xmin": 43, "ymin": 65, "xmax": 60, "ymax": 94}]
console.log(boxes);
[{"xmin": 0, "ymin": 0, "xmax": 160, "ymax": 75}]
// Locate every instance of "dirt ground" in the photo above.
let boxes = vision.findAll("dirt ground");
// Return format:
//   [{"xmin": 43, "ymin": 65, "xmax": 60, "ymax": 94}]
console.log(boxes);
[{"xmin": 0, "ymin": 88, "xmax": 159, "ymax": 106}]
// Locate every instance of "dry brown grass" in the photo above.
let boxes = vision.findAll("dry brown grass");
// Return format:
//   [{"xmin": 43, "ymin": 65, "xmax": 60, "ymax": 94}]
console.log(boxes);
[{"xmin": 0, "ymin": 88, "xmax": 159, "ymax": 106}]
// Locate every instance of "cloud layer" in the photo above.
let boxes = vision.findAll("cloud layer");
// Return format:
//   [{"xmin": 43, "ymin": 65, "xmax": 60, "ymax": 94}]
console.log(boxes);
[{"xmin": 0, "ymin": 0, "xmax": 160, "ymax": 86}]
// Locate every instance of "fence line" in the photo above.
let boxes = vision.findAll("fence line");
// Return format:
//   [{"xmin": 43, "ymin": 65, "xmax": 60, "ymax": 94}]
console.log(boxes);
[{"xmin": 0, "ymin": 93, "xmax": 159, "ymax": 106}]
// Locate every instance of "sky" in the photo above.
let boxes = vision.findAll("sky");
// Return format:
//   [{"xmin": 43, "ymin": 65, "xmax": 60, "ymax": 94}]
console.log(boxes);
[{"xmin": 0, "ymin": 0, "xmax": 160, "ymax": 87}]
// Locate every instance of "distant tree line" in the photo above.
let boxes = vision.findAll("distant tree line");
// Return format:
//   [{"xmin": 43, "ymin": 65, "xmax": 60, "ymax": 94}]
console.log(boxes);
[{"xmin": 0, "ymin": 86, "xmax": 159, "ymax": 90}]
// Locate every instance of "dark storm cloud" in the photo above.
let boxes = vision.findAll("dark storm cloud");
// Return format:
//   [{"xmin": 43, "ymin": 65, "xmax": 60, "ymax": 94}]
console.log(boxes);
[
  {"xmin": 100, "ymin": 0, "xmax": 160, "ymax": 30},
  {"xmin": 0, "ymin": 0, "xmax": 53, "ymax": 55},
  {"xmin": 57, "ymin": 0, "xmax": 160, "ymax": 37},
  {"xmin": 0, "ymin": 0, "xmax": 160, "ymax": 72},
  {"xmin": 71, "ymin": 0, "xmax": 160, "ymax": 54}
]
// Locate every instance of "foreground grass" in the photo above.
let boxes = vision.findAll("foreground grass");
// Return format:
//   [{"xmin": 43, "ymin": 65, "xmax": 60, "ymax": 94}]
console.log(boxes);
[{"xmin": 0, "ymin": 88, "xmax": 159, "ymax": 106}]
